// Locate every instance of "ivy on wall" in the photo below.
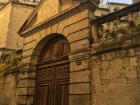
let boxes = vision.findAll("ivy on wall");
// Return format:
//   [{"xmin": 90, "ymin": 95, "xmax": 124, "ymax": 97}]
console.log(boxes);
[{"xmin": 0, "ymin": 53, "xmax": 21, "ymax": 78}]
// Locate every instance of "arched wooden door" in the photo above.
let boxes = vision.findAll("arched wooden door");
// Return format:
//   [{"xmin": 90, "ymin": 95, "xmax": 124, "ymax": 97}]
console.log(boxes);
[{"xmin": 34, "ymin": 36, "xmax": 70, "ymax": 105}]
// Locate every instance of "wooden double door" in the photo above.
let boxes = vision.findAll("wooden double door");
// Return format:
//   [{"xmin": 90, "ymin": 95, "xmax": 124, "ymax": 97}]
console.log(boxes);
[{"xmin": 34, "ymin": 36, "xmax": 70, "ymax": 105}]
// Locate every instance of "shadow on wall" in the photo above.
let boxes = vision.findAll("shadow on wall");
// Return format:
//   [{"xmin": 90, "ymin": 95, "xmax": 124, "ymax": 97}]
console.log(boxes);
[
  {"xmin": 0, "ymin": 78, "xmax": 10, "ymax": 105},
  {"xmin": 0, "ymin": 74, "xmax": 17, "ymax": 105}
]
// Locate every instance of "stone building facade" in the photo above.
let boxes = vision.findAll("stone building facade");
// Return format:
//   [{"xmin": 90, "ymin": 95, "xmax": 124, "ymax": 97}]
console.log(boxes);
[
  {"xmin": 0, "ymin": 0, "xmax": 39, "ymax": 5},
  {"xmin": 0, "ymin": 2, "xmax": 34, "ymax": 105},
  {"xmin": 90, "ymin": 34, "xmax": 140, "ymax": 105},
  {"xmin": 0, "ymin": 0, "xmax": 140, "ymax": 105},
  {"xmin": 0, "ymin": 2, "xmax": 34, "ymax": 56},
  {"xmin": 17, "ymin": 0, "xmax": 140, "ymax": 105},
  {"xmin": 18, "ymin": 1, "xmax": 98, "ymax": 105},
  {"xmin": 0, "ymin": 0, "xmax": 128, "ymax": 58}
]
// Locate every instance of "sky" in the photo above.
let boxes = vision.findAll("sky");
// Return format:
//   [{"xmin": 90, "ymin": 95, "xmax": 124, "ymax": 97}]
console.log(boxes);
[{"xmin": 104, "ymin": 0, "xmax": 132, "ymax": 4}]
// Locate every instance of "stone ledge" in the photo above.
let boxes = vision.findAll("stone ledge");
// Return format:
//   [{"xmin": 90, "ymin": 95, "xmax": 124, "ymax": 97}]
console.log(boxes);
[
  {"xmin": 69, "ymin": 95, "xmax": 89, "ymax": 105},
  {"xmin": 91, "ymin": 32, "xmax": 140, "ymax": 55},
  {"xmin": 3, "ymin": 64, "xmax": 36, "ymax": 77}
]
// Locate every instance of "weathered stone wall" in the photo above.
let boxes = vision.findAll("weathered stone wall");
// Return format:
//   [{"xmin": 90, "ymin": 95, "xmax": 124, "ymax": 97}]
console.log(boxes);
[
  {"xmin": 94, "ymin": 8, "xmax": 108, "ymax": 17},
  {"xmin": 7, "ymin": 4, "xmax": 34, "ymax": 50},
  {"xmin": 0, "ymin": 72, "xmax": 18, "ymax": 105},
  {"xmin": 0, "ymin": 3, "xmax": 11, "ymax": 48},
  {"xmin": 32, "ymin": 0, "xmax": 60, "ymax": 26},
  {"xmin": 20, "ymin": 10, "xmax": 91, "ymax": 105},
  {"xmin": 0, "ymin": 2, "xmax": 34, "ymax": 54},
  {"xmin": 60, "ymin": 0, "xmax": 78, "ymax": 11},
  {"xmin": 0, "ymin": 70, "xmax": 35, "ymax": 105},
  {"xmin": 18, "ymin": 2, "xmax": 98, "ymax": 105},
  {"xmin": 90, "ymin": 34, "xmax": 140, "ymax": 105}
]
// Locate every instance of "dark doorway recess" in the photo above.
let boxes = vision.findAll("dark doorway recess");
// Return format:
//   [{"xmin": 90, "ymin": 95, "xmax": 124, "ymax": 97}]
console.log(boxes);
[{"xmin": 34, "ymin": 36, "xmax": 70, "ymax": 105}]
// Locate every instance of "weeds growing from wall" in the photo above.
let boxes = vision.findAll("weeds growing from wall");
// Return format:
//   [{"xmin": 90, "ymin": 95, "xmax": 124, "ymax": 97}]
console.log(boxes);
[{"xmin": 0, "ymin": 53, "xmax": 21, "ymax": 78}]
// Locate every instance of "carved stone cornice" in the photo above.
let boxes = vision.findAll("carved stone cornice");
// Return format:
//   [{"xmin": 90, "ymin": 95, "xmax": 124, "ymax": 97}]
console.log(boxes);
[{"xmin": 19, "ymin": 0, "xmax": 98, "ymax": 37}]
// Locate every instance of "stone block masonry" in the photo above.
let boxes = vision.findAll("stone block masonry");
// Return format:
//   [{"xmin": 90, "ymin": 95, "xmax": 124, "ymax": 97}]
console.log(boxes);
[{"xmin": 90, "ymin": 33, "xmax": 140, "ymax": 105}]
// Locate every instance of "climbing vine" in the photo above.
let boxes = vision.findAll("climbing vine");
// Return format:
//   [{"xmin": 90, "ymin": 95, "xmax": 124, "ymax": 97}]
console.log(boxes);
[{"xmin": 0, "ymin": 53, "xmax": 21, "ymax": 78}]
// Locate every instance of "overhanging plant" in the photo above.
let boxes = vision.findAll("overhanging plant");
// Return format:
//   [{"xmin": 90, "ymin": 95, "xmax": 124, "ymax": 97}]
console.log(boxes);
[
  {"xmin": 134, "ymin": 17, "xmax": 140, "ymax": 31},
  {"xmin": 0, "ymin": 53, "xmax": 21, "ymax": 77},
  {"xmin": 4, "ymin": 53, "xmax": 21, "ymax": 71}
]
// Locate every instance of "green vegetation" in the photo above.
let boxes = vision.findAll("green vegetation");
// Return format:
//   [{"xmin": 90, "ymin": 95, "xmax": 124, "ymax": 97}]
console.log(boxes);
[
  {"xmin": 0, "ymin": 54, "xmax": 21, "ymax": 77},
  {"xmin": 135, "ymin": 17, "xmax": 140, "ymax": 31}
]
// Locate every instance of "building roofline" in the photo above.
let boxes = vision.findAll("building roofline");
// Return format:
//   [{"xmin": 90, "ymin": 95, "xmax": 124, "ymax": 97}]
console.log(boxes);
[
  {"xmin": 97, "ymin": 7, "xmax": 108, "ymax": 11},
  {"xmin": 107, "ymin": 2, "xmax": 130, "ymax": 6},
  {"xmin": 0, "ymin": 2, "xmax": 10, "ymax": 11},
  {"xmin": 18, "ymin": 0, "xmax": 99, "ymax": 36},
  {"xmin": 11, "ymin": 2, "xmax": 37, "ymax": 7},
  {"xmin": 0, "ymin": 1, "xmax": 36, "ymax": 12},
  {"xmin": 92, "ymin": 1, "xmax": 140, "ymax": 24}
]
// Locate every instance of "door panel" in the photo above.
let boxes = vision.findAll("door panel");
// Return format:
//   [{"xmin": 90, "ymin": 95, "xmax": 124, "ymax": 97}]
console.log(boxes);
[
  {"xmin": 34, "ymin": 36, "xmax": 70, "ymax": 105},
  {"xmin": 56, "ymin": 80, "xmax": 69, "ymax": 105},
  {"xmin": 34, "ymin": 62, "xmax": 69, "ymax": 105}
]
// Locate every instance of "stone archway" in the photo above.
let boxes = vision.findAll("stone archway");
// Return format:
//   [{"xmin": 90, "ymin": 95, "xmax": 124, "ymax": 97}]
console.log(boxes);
[{"xmin": 32, "ymin": 35, "xmax": 70, "ymax": 105}]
